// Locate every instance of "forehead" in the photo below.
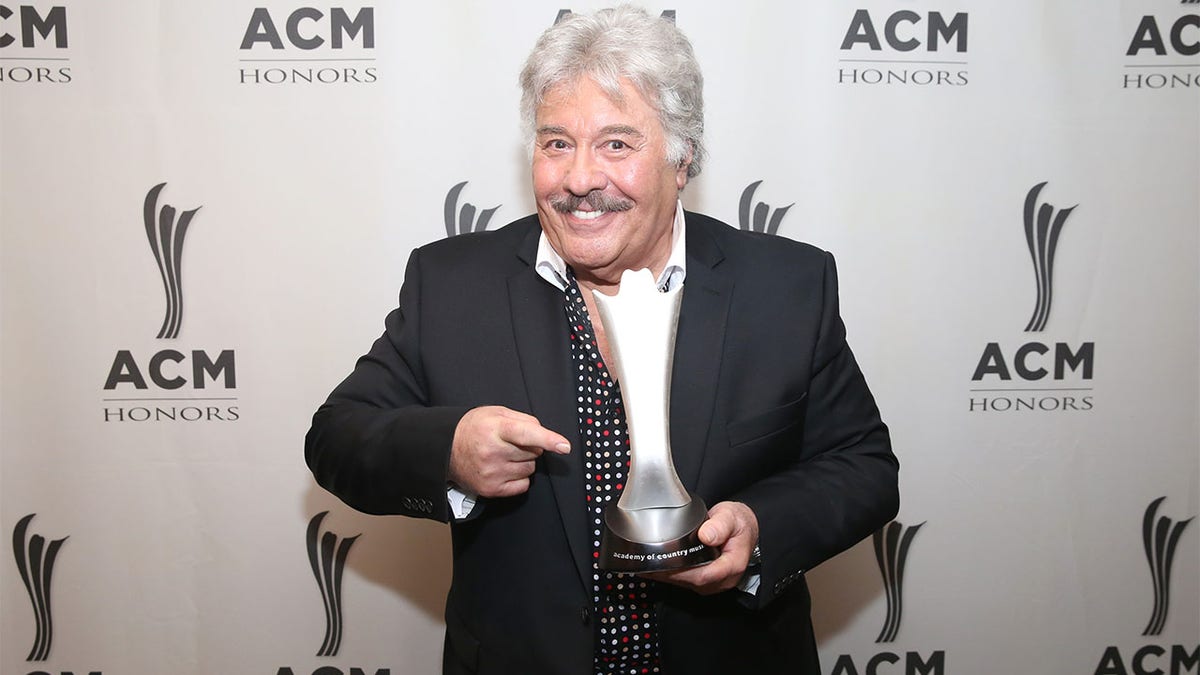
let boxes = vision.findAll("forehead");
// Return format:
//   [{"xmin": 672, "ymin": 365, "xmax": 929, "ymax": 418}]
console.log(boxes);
[{"xmin": 536, "ymin": 76, "xmax": 661, "ymax": 132}]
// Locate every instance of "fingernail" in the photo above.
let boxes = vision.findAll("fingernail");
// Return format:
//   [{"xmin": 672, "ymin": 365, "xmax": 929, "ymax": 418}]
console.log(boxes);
[{"xmin": 555, "ymin": 442, "xmax": 571, "ymax": 453}]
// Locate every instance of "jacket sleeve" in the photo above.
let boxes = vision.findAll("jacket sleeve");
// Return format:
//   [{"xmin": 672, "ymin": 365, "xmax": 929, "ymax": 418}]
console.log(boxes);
[
  {"xmin": 305, "ymin": 247, "xmax": 471, "ymax": 522},
  {"xmin": 734, "ymin": 251, "xmax": 899, "ymax": 609}
]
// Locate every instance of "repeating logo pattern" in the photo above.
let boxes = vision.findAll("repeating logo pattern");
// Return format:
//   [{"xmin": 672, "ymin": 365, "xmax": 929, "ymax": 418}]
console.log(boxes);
[
  {"xmin": 444, "ymin": 181, "xmax": 500, "ymax": 237},
  {"xmin": 307, "ymin": 511, "xmax": 360, "ymax": 657},
  {"xmin": 1141, "ymin": 497, "xmax": 1193, "ymax": 637},
  {"xmin": 737, "ymin": 180, "xmax": 792, "ymax": 235},
  {"xmin": 1022, "ymin": 181, "xmax": 1076, "ymax": 332},
  {"xmin": 144, "ymin": 183, "xmax": 201, "ymax": 339},
  {"xmin": 12, "ymin": 513, "xmax": 68, "ymax": 662},
  {"xmin": 873, "ymin": 520, "xmax": 924, "ymax": 643}
]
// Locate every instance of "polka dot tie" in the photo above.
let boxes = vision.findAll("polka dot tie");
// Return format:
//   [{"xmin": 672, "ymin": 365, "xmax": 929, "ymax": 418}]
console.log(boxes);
[{"xmin": 563, "ymin": 272, "xmax": 663, "ymax": 675}]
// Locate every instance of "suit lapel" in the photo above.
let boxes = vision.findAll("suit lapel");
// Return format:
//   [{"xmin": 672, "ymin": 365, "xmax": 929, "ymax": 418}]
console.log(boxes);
[
  {"xmin": 508, "ymin": 227, "xmax": 591, "ymax": 589},
  {"xmin": 670, "ymin": 216, "xmax": 731, "ymax": 494}
]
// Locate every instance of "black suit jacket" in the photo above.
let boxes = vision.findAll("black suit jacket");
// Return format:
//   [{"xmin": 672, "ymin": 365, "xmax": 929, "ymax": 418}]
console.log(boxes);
[{"xmin": 305, "ymin": 212, "xmax": 899, "ymax": 674}]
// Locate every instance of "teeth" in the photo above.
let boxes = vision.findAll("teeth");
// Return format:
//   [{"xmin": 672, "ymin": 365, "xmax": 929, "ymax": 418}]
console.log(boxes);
[{"xmin": 571, "ymin": 209, "xmax": 605, "ymax": 221}]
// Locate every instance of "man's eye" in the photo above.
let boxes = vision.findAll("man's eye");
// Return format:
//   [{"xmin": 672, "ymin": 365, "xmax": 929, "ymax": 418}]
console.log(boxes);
[
  {"xmin": 547, "ymin": 139, "xmax": 568, "ymax": 150},
  {"xmin": 606, "ymin": 140, "xmax": 627, "ymax": 151}
]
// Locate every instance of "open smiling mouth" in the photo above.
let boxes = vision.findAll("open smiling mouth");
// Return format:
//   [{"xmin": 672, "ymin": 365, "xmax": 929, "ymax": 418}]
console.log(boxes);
[{"xmin": 571, "ymin": 209, "xmax": 607, "ymax": 221}]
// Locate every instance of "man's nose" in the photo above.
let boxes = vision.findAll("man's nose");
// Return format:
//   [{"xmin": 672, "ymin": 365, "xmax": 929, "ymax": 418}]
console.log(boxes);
[{"xmin": 563, "ymin": 148, "xmax": 608, "ymax": 197}]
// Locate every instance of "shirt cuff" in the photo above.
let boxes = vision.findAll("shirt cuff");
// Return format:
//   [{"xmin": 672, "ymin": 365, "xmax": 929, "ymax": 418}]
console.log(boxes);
[
  {"xmin": 446, "ymin": 485, "xmax": 478, "ymax": 520},
  {"xmin": 737, "ymin": 571, "xmax": 761, "ymax": 596}
]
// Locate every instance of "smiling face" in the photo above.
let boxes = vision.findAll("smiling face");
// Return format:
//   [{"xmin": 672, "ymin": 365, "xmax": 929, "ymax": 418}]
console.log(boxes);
[{"xmin": 532, "ymin": 76, "xmax": 690, "ymax": 287}]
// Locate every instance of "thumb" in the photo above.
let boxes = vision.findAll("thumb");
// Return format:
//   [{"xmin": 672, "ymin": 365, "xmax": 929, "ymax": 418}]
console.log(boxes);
[{"xmin": 698, "ymin": 512, "xmax": 734, "ymax": 547}]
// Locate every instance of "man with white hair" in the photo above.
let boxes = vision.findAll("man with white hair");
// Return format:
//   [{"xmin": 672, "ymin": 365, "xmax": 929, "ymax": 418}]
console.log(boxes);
[{"xmin": 307, "ymin": 7, "xmax": 898, "ymax": 674}]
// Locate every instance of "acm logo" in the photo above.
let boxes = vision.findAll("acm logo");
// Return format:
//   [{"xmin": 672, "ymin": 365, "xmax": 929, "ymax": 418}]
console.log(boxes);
[
  {"xmin": 1093, "ymin": 498, "xmax": 1197, "ymax": 675},
  {"xmin": 11, "ymin": 514, "xmax": 101, "ymax": 675},
  {"xmin": 0, "ymin": 4, "xmax": 71, "ymax": 84},
  {"xmin": 738, "ymin": 181, "xmax": 793, "ymax": 236},
  {"xmin": 969, "ymin": 182, "xmax": 1095, "ymax": 413},
  {"xmin": 1122, "ymin": 5, "xmax": 1200, "ymax": 89},
  {"xmin": 275, "ymin": 512, "xmax": 389, "ymax": 675},
  {"xmin": 13, "ymin": 514, "xmax": 66, "ymax": 663},
  {"xmin": 102, "ymin": 184, "xmax": 238, "ymax": 423},
  {"xmin": 837, "ymin": 7, "xmax": 968, "ymax": 86},
  {"xmin": 240, "ymin": 7, "xmax": 374, "ymax": 50},
  {"xmin": 1128, "ymin": 12, "xmax": 1199, "ymax": 56},
  {"xmin": 828, "ymin": 521, "xmax": 944, "ymax": 675},
  {"xmin": 0, "ymin": 4, "xmax": 65, "ymax": 47},
  {"xmin": 841, "ymin": 10, "xmax": 967, "ymax": 52},
  {"xmin": 238, "ymin": 6, "xmax": 376, "ymax": 85},
  {"xmin": 444, "ymin": 181, "xmax": 501, "ymax": 237}
]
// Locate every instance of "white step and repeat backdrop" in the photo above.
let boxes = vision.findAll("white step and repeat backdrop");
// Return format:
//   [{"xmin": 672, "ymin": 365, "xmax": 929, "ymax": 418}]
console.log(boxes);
[{"xmin": 2, "ymin": 1, "xmax": 1197, "ymax": 674}]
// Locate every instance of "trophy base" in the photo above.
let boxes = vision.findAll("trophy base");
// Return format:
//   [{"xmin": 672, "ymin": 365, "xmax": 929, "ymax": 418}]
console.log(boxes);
[{"xmin": 598, "ymin": 498, "xmax": 718, "ymax": 573}]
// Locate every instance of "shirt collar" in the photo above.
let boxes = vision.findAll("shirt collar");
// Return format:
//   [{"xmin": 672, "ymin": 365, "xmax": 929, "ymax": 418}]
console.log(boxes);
[{"xmin": 535, "ymin": 199, "xmax": 687, "ymax": 293}]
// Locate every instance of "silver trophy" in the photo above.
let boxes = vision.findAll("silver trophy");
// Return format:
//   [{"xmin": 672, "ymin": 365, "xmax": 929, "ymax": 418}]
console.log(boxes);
[{"xmin": 592, "ymin": 269, "xmax": 717, "ymax": 572}]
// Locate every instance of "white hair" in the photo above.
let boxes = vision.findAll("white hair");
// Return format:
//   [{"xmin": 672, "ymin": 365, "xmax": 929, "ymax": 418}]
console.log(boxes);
[{"xmin": 518, "ymin": 5, "xmax": 706, "ymax": 178}]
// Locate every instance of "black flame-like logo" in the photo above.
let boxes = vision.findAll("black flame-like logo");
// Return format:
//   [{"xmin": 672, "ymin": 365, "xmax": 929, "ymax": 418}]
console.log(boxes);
[
  {"xmin": 12, "ymin": 514, "xmax": 68, "ymax": 662},
  {"xmin": 444, "ymin": 181, "xmax": 500, "ymax": 237},
  {"xmin": 307, "ymin": 511, "xmax": 360, "ymax": 657},
  {"xmin": 1022, "ymin": 182, "xmax": 1076, "ymax": 332},
  {"xmin": 1141, "ymin": 497, "xmax": 1193, "ymax": 636},
  {"xmin": 873, "ymin": 520, "xmax": 923, "ymax": 643},
  {"xmin": 144, "ymin": 182, "xmax": 201, "ymax": 339},
  {"xmin": 738, "ymin": 180, "xmax": 793, "ymax": 235}
]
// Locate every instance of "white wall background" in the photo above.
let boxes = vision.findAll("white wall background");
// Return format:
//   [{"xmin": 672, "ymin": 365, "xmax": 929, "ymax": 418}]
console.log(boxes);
[{"xmin": 2, "ymin": 1, "xmax": 1197, "ymax": 673}]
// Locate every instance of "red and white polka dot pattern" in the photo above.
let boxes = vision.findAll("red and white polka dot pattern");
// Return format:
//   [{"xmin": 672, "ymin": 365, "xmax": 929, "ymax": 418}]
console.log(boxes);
[{"xmin": 564, "ymin": 273, "xmax": 662, "ymax": 675}]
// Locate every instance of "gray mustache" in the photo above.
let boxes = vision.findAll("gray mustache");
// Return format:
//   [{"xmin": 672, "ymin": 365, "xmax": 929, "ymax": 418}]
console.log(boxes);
[{"xmin": 550, "ymin": 190, "xmax": 634, "ymax": 214}]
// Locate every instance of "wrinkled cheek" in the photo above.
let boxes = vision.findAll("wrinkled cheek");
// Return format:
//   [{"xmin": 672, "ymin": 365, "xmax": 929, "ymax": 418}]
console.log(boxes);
[{"xmin": 531, "ymin": 158, "xmax": 562, "ymax": 193}]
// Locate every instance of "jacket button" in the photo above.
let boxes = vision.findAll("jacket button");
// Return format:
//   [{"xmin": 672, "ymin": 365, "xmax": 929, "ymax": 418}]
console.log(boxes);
[{"xmin": 580, "ymin": 607, "xmax": 591, "ymax": 625}]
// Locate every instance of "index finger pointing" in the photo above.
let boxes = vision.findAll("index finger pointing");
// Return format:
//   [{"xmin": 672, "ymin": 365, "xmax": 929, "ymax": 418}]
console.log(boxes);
[{"xmin": 499, "ymin": 417, "xmax": 571, "ymax": 454}]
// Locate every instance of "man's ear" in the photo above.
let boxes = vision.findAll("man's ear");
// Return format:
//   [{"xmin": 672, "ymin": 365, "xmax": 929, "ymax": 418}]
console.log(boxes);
[{"xmin": 675, "ymin": 146, "xmax": 694, "ymax": 189}]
